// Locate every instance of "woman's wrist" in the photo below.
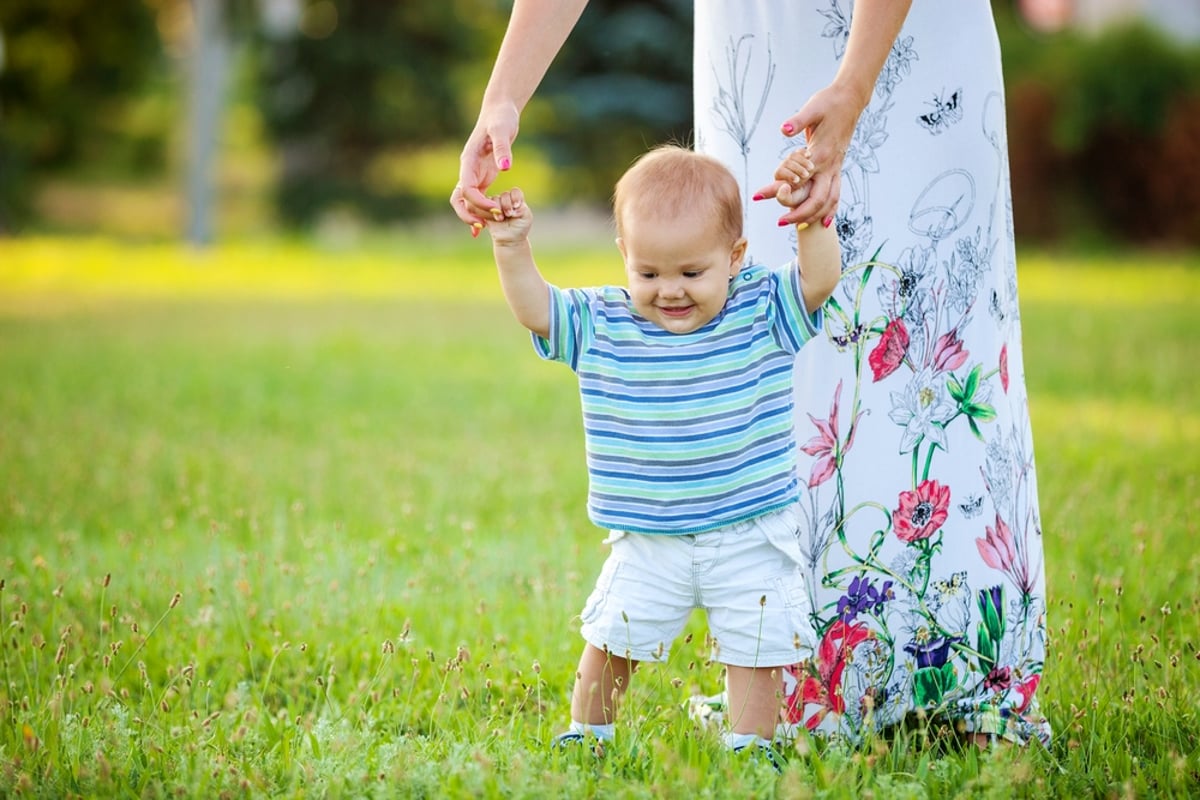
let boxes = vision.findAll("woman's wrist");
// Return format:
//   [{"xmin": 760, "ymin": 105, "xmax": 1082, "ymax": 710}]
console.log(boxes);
[
  {"xmin": 826, "ymin": 74, "xmax": 872, "ymax": 118},
  {"xmin": 479, "ymin": 96, "xmax": 521, "ymax": 119}
]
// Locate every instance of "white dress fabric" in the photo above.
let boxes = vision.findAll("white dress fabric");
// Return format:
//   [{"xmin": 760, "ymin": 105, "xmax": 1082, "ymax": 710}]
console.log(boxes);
[{"xmin": 694, "ymin": 0, "xmax": 1050, "ymax": 744}]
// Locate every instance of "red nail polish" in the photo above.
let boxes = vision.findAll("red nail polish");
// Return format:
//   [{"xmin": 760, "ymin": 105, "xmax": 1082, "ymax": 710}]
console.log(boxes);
[
  {"xmin": 498, "ymin": 157, "xmax": 511, "ymax": 171},
  {"xmin": 782, "ymin": 122, "xmax": 795, "ymax": 135},
  {"xmin": 777, "ymin": 218, "xmax": 789, "ymax": 227},
  {"xmin": 822, "ymin": 216, "xmax": 834, "ymax": 228},
  {"xmin": 752, "ymin": 193, "xmax": 764, "ymax": 202}
]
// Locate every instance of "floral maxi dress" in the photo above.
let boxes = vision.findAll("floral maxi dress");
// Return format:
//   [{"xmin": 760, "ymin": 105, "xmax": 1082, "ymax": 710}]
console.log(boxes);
[{"xmin": 694, "ymin": 0, "xmax": 1051, "ymax": 744}]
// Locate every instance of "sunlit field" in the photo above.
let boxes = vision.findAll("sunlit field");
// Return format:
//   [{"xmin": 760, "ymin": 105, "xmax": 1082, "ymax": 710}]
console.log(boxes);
[{"xmin": 1, "ymin": 236, "xmax": 1197, "ymax": 798}]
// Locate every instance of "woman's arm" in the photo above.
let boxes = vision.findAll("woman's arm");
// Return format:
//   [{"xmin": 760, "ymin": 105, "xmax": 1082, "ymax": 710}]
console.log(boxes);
[
  {"xmin": 826, "ymin": 0, "xmax": 914, "ymax": 115},
  {"xmin": 453, "ymin": 0, "xmax": 591, "ymax": 227},
  {"xmin": 756, "ymin": 0, "xmax": 913, "ymax": 227}
]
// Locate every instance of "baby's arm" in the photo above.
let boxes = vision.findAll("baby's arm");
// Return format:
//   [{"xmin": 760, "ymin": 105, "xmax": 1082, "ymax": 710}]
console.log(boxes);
[
  {"xmin": 795, "ymin": 216, "xmax": 841, "ymax": 314},
  {"xmin": 487, "ymin": 188, "xmax": 551, "ymax": 339},
  {"xmin": 774, "ymin": 150, "xmax": 841, "ymax": 313}
]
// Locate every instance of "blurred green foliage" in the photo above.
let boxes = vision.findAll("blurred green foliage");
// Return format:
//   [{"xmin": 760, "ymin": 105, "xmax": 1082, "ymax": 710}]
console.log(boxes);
[
  {"xmin": 996, "ymin": 7, "xmax": 1200, "ymax": 245},
  {"xmin": 1052, "ymin": 24, "xmax": 1199, "ymax": 151},
  {"xmin": 0, "ymin": 0, "xmax": 162, "ymax": 231},
  {"xmin": 250, "ymin": 0, "xmax": 691, "ymax": 225},
  {"xmin": 530, "ymin": 0, "xmax": 692, "ymax": 201},
  {"xmin": 1, "ymin": 1, "xmax": 1198, "ymax": 245},
  {"xmin": 253, "ymin": 0, "xmax": 487, "ymax": 225}
]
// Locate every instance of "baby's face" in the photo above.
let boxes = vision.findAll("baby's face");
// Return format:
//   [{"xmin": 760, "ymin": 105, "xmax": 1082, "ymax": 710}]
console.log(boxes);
[{"xmin": 618, "ymin": 213, "xmax": 746, "ymax": 335}]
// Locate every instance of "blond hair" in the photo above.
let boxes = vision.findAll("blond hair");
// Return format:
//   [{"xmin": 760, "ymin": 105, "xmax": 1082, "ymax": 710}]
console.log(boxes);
[{"xmin": 613, "ymin": 145, "xmax": 743, "ymax": 245}]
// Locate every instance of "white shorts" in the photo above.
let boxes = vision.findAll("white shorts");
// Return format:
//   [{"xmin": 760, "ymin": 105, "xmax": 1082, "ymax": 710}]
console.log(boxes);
[{"xmin": 578, "ymin": 506, "xmax": 817, "ymax": 668}]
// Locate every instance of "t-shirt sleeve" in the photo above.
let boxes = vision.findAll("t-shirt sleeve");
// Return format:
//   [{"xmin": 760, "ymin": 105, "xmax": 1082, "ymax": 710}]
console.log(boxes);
[
  {"xmin": 531, "ymin": 285, "xmax": 593, "ymax": 371},
  {"xmin": 770, "ymin": 261, "xmax": 824, "ymax": 354}
]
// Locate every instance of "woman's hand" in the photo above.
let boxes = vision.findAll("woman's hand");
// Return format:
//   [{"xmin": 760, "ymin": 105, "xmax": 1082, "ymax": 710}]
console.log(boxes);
[
  {"xmin": 451, "ymin": 102, "xmax": 521, "ymax": 235},
  {"xmin": 753, "ymin": 81, "xmax": 866, "ymax": 227}
]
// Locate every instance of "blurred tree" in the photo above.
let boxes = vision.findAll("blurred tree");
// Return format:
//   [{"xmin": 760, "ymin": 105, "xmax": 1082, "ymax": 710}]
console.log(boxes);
[
  {"xmin": 0, "ymin": 0, "xmax": 162, "ymax": 232},
  {"xmin": 184, "ymin": 0, "xmax": 259, "ymax": 246},
  {"xmin": 254, "ymin": 0, "xmax": 482, "ymax": 226},
  {"xmin": 187, "ymin": 0, "xmax": 233, "ymax": 246},
  {"xmin": 531, "ymin": 0, "xmax": 692, "ymax": 202}
]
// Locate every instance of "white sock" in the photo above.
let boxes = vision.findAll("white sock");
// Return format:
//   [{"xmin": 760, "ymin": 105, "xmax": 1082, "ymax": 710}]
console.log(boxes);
[
  {"xmin": 570, "ymin": 720, "xmax": 615, "ymax": 742},
  {"xmin": 723, "ymin": 731, "xmax": 771, "ymax": 750}
]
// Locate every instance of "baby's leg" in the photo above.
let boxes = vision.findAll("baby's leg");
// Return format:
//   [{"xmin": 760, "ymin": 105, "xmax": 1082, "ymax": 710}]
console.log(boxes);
[
  {"xmin": 570, "ymin": 643, "xmax": 637, "ymax": 726},
  {"xmin": 724, "ymin": 664, "xmax": 784, "ymax": 739}
]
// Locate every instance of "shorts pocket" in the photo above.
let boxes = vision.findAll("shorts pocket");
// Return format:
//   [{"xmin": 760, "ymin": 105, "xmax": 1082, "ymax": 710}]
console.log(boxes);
[
  {"xmin": 579, "ymin": 557, "xmax": 623, "ymax": 626},
  {"xmin": 771, "ymin": 567, "xmax": 817, "ymax": 651},
  {"xmin": 756, "ymin": 506, "xmax": 803, "ymax": 567}
]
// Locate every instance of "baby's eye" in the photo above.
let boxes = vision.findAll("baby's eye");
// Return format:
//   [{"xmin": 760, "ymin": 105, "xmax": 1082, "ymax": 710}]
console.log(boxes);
[
  {"xmin": 638, "ymin": 272, "xmax": 657, "ymax": 280},
  {"xmin": 683, "ymin": 270, "xmax": 702, "ymax": 279}
]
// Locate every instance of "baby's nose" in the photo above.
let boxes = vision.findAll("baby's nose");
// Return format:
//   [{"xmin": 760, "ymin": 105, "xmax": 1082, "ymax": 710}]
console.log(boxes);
[{"xmin": 660, "ymin": 281, "xmax": 685, "ymax": 298}]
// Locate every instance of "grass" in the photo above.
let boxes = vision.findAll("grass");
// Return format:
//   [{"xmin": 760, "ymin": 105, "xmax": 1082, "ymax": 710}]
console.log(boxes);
[{"xmin": 0, "ymin": 236, "xmax": 1198, "ymax": 798}]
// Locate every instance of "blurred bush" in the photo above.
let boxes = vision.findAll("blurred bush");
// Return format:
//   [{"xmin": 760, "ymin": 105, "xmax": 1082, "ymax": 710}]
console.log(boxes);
[
  {"xmin": 3, "ymin": 1, "xmax": 1197, "ymax": 247},
  {"xmin": 253, "ymin": 1, "xmax": 485, "ymax": 226},
  {"xmin": 0, "ymin": 0, "xmax": 164, "ymax": 232},
  {"xmin": 527, "ymin": 0, "xmax": 692, "ymax": 202},
  {"xmin": 251, "ymin": 0, "xmax": 691, "ymax": 227},
  {"xmin": 999, "ymin": 10, "xmax": 1200, "ymax": 246}
]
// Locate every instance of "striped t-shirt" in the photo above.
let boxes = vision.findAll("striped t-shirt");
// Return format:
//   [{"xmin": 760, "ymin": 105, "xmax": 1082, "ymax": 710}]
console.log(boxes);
[{"xmin": 533, "ymin": 262, "xmax": 822, "ymax": 534}]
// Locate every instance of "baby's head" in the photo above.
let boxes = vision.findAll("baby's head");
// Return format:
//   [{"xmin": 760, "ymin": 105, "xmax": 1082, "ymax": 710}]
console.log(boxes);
[
  {"xmin": 612, "ymin": 146, "xmax": 748, "ymax": 334},
  {"xmin": 613, "ymin": 145, "xmax": 743, "ymax": 244}
]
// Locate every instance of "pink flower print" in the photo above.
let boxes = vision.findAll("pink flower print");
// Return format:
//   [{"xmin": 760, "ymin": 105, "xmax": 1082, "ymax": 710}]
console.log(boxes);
[
  {"xmin": 800, "ymin": 380, "xmax": 861, "ymax": 488},
  {"xmin": 983, "ymin": 665, "xmax": 1013, "ymax": 692},
  {"xmin": 931, "ymin": 329, "xmax": 969, "ymax": 373},
  {"xmin": 976, "ymin": 513, "xmax": 1017, "ymax": 571},
  {"xmin": 789, "ymin": 620, "xmax": 873, "ymax": 729},
  {"xmin": 1015, "ymin": 674, "xmax": 1041, "ymax": 713},
  {"xmin": 869, "ymin": 318, "xmax": 909, "ymax": 382},
  {"xmin": 1000, "ymin": 344, "xmax": 1010, "ymax": 393},
  {"xmin": 893, "ymin": 480, "xmax": 951, "ymax": 543},
  {"xmin": 976, "ymin": 513, "xmax": 1036, "ymax": 597}
]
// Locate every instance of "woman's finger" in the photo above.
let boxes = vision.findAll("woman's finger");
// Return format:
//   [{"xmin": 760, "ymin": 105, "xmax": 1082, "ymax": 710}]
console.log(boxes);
[
  {"xmin": 751, "ymin": 179, "xmax": 789, "ymax": 202},
  {"xmin": 461, "ymin": 184, "xmax": 499, "ymax": 220},
  {"xmin": 451, "ymin": 183, "xmax": 482, "ymax": 226}
]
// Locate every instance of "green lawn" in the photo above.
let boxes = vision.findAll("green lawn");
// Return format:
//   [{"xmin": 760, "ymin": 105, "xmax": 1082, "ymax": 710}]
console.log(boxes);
[{"xmin": 1, "ymin": 237, "xmax": 1197, "ymax": 798}]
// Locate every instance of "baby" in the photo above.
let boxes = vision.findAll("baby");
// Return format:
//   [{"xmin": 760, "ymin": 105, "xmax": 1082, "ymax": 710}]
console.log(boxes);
[{"xmin": 484, "ymin": 144, "xmax": 840, "ymax": 762}]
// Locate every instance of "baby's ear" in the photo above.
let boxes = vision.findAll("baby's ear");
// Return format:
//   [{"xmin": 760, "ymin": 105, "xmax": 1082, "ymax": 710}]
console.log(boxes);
[
  {"xmin": 615, "ymin": 237, "xmax": 627, "ymax": 260},
  {"xmin": 729, "ymin": 237, "xmax": 749, "ymax": 273}
]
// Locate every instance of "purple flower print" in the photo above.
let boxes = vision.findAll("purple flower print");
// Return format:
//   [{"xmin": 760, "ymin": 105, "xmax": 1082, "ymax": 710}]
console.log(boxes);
[
  {"xmin": 836, "ymin": 575, "xmax": 896, "ymax": 622},
  {"xmin": 904, "ymin": 635, "xmax": 964, "ymax": 670}
]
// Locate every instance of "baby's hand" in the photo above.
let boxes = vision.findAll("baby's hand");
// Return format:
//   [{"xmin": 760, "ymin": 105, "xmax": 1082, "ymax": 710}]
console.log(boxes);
[
  {"xmin": 483, "ymin": 188, "xmax": 533, "ymax": 244},
  {"xmin": 774, "ymin": 149, "xmax": 814, "ymax": 208}
]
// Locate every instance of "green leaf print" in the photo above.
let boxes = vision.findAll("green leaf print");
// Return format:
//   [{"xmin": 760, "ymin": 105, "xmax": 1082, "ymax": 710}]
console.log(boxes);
[
  {"xmin": 912, "ymin": 662, "xmax": 958, "ymax": 707},
  {"xmin": 976, "ymin": 586, "xmax": 1006, "ymax": 672}
]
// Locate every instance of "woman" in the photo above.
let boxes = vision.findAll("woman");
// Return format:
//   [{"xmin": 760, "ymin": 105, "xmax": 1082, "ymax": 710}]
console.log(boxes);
[{"xmin": 453, "ymin": 0, "xmax": 1050, "ymax": 746}]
